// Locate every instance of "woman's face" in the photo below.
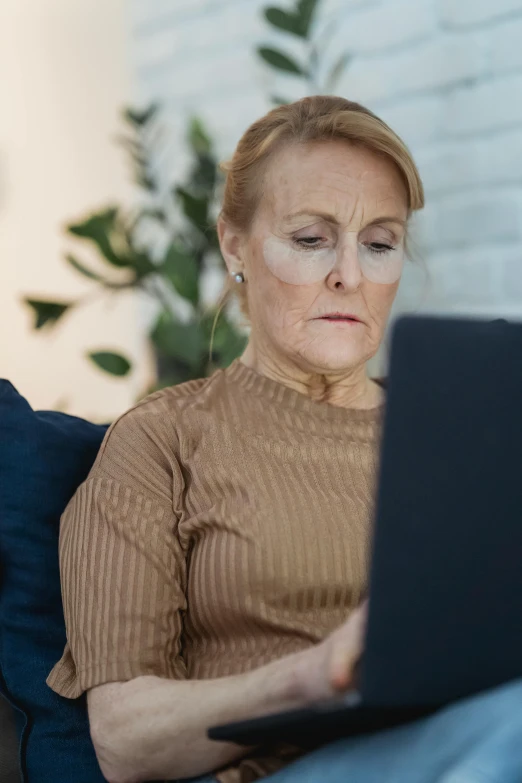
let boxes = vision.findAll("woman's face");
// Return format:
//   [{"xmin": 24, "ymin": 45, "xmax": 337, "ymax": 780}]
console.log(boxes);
[{"xmin": 224, "ymin": 140, "xmax": 409, "ymax": 375}]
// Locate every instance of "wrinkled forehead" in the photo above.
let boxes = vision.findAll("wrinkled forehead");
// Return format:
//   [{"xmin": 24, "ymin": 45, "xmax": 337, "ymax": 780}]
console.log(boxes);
[{"xmin": 257, "ymin": 140, "xmax": 408, "ymax": 227}]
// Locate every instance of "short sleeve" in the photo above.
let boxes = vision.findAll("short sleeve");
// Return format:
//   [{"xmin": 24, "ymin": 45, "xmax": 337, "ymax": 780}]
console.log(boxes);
[{"xmin": 47, "ymin": 394, "xmax": 187, "ymax": 699}]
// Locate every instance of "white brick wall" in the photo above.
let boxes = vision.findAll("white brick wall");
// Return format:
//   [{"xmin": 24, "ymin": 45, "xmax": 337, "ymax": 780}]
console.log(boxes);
[
  {"xmin": 439, "ymin": 0, "xmax": 522, "ymax": 27},
  {"xmin": 129, "ymin": 0, "xmax": 522, "ymax": 324}
]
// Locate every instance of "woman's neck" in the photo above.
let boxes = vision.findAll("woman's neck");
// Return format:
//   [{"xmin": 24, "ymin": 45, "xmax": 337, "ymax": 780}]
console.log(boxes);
[{"xmin": 239, "ymin": 342, "xmax": 384, "ymax": 410}]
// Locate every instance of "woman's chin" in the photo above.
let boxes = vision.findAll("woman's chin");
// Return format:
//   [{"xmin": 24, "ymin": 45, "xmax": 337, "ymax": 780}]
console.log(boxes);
[{"xmin": 298, "ymin": 344, "xmax": 371, "ymax": 374}]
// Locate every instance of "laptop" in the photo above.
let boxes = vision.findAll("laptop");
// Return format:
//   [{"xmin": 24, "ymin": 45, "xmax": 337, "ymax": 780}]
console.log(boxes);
[{"xmin": 208, "ymin": 315, "xmax": 522, "ymax": 748}]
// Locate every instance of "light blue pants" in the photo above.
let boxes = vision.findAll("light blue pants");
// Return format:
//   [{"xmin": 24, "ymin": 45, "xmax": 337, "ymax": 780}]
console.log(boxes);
[{"xmin": 182, "ymin": 678, "xmax": 522, "ymax": 783}]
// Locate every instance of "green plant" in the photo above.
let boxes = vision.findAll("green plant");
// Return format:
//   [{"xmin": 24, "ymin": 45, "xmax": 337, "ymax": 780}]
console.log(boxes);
[
  {"xmin": 24, "ymin": 0, "xmax": 349, "ymax": 394},
  {"xmin": 258, "ymin": 0, "xmax": 350, "ymax": 100},
  {"xmin": 24, "ymin": 108, "xmax": 247, "ymax": 390}
]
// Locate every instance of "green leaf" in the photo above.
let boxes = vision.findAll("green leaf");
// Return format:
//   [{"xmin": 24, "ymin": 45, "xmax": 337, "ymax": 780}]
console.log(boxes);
[
  {"xmin": 175, "ymin": 187, "xmax": 209, "ymax": 234},
  {"xmin": 264, "ymin": 7, "xmax": 305, "ymax": 37},
  {"xmin": 88, "ymin": 351, "xmax": 132, "ymax": 377},
  {"xmin": 123, "ymin": 104, "xmax": 158, "ymax": 128},
  {"xmin": 270, "ymin": 94, "xmax": 291, "ymax": 105},
  {"xmin": 191, "ymin": 153, "xmax": 218, "ymax": 193},
  {"xmin": 130, "ymin": 252, "xmax": 156, "ymax": 280},
  {"xmin": 188, "ymin": 117, "xmax": 212, "ymax": 156},
  {"xmin": 65, "ymin": 254, "xmax": 106, "ymax": 283},
  {"xmin": 326, "ymin": 52, "xmax": 351, "ymax": 90},
  {"xmin": 67, "ymin": 208, "xmax": 132, "ymax": 268},
  {"xmin": 24, "ymin": 299, "xmax": 71, "ymax": 329},
  {"xmin": 120, "ymin": 141, "xmax": 158, "ymax": 191},
  {"xmin": 162, "ymin": 244, "xmax": 199, "ymax": 306},
  {"xmin": 152, "ymin": 315, "xmax": 205, "ymax": 369},
  {"xmin": 257, "ymin": 47, "xmax": 306, "ymax": 76},
  {"xmin": 297, "ymin": 0, "xmax": 319, "ymax": 36}
]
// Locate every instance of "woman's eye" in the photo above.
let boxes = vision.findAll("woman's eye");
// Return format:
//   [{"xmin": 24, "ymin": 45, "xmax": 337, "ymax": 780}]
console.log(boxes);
[
  {"xmin": 367, "ymin": 242, "xmax": 395, "ymax": 255},
  {"xmin": 294, "ymin": 236, "xmax": 324, "ymax": 248}
]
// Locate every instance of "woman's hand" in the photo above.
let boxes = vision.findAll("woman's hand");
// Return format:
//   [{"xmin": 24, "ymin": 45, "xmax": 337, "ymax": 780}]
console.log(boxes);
[{"xmin": 294, "ymin": 601, "xmax": 368, "ymax": 704}]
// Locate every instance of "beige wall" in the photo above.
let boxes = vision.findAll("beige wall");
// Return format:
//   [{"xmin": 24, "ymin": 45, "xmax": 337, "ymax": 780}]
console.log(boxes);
[{"xmin": 0, "ymin": 0, "xmax": 151, "ymax": 423}]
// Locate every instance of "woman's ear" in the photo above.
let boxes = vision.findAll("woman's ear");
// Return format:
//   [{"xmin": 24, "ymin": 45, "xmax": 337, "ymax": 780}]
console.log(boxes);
[{"xmin": 218, "ymin": 217, "xmax": 244, "ymax": 277}]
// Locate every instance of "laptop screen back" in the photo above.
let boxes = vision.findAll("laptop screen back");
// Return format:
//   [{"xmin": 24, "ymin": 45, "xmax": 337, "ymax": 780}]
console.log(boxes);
[{"xmin": 361, "ymin": 316, "xmax": 522, "ymax": 706}]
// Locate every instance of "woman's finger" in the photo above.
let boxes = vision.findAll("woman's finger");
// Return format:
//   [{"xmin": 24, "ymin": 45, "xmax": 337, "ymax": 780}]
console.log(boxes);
[
  {"xmin": 329, "ymin": 625, "xmax": 365, "ymax": 691},
  {"xmin": 329, "ymin": 641, "xmax": 355, "ymax": 691}
]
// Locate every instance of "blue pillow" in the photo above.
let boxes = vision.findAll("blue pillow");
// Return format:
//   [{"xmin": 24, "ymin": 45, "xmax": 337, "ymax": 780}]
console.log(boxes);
[{"xmin": 0, "ymin": 380, "xmax": 108, "ymax": 782}]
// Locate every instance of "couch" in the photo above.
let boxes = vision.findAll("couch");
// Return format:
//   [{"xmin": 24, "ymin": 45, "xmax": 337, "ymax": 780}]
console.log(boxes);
[{"xmin": 0, "ymin": 379, "xmax": 108, "ymax": 782}]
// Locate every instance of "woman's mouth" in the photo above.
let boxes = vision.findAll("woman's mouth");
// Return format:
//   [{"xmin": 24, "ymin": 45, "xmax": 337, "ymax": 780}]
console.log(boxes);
[{"xmin": 316, "ymin": 313, "xmax": 361, "ymax": 323}]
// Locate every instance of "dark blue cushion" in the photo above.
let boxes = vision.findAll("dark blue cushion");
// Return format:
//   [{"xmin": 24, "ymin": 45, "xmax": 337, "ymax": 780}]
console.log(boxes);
[{"xmin": 0, "ymin": 380, "xmax": 108, "ymax": 782}]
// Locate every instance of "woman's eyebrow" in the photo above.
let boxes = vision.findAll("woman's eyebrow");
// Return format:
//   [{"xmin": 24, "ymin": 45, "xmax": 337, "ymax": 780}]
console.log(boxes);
[
  {"xmin": 283, "ymin": 210, "xmax": 340, "ymax": 224},
  {"xmin": 365, "ymin": 216, "xmax": 407, "ymax": 228},
  {"xmin": 283, "ymin": 211, "xmax": 406, "ymax": 228}
]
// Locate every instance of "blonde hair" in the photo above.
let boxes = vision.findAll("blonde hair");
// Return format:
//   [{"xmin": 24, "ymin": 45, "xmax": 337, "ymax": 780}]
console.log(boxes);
[{"xmin": 214, "ymin": 94, "xmax": 425, "ymax": 331}]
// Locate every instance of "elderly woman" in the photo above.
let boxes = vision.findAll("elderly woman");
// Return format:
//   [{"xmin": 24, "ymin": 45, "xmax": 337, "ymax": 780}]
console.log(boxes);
[{"xmin": 48, "ymin": 96, "xmax": 522, "ymax": 783}]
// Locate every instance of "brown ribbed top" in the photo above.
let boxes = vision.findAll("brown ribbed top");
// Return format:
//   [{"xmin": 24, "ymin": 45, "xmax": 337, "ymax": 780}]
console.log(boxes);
[{"xmin": 47, "ymin": 359, "xmax": 383, "ymax": 783}]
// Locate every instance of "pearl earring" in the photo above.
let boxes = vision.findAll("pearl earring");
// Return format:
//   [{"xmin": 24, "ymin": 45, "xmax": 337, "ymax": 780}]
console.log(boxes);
[{"xmin": 234, "ymin": 272, "xmax": 245, "ymax": 283}]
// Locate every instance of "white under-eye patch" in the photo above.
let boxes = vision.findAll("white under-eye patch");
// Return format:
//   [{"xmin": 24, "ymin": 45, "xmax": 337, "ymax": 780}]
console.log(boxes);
[
  {"xmin": 358, "ymin": 242, "xmax": 405, "ymax": 284},
  {"xmin": 263, "ymin": 236, "xmax": 337, "ymax": 285},
  {"xmin": 262, "ymin": 236, "xmax": 406, "ymax": 286}
]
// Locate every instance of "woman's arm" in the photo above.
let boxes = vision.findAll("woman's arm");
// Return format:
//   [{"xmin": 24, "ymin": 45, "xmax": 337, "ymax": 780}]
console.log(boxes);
[
  {"xmin": 89, "ymin": 606, "xmax": 366, "ymax": 783},
  {"xmin": 90, "ymin": 649, "xmax": 304, "ymax": 783}
]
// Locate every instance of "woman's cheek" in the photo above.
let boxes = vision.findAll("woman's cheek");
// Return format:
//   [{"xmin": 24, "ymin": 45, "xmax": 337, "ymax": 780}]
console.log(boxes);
[{"xmin": 365, "ymin": 280, "xmax": 400, "ymax": 331}]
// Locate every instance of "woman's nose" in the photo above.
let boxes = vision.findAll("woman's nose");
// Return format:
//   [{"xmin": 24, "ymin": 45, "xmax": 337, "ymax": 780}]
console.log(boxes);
[{"xmin": 326, "ymin": 241, "xmax": 362, "ymax": 292}]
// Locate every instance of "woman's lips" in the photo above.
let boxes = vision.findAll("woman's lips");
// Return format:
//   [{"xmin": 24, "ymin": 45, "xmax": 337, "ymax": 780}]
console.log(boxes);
[{"xmin": 316, "ymin": 314, "xmax": 361, "ymax": 323}]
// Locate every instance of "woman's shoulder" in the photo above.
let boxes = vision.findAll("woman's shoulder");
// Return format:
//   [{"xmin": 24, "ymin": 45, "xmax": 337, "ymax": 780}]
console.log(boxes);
[
  {"xmin": 85, "ymin": 375, "xmax": 221, "ymax": 498},
  {"xmin": 134, "ymin": 367, "xmax": 228, "ymax": 422},
  {"xmin": 97, "ymin": 368, "xmax": 227, "ymax": 457}
]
